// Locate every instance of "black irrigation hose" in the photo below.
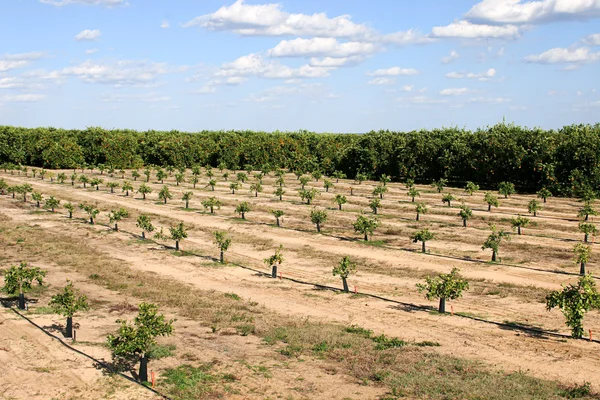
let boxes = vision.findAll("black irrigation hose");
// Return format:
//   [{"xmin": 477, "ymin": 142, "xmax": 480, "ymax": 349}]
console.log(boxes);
[{"xmin": 9, "ymin": 307, "xmax": 172, "ymax": 400}]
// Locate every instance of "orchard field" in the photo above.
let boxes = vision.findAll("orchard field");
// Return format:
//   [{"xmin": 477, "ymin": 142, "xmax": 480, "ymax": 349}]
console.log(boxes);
[{"xmin": 1, "ymin": 163, "xmax": 600, "ymax": 400}]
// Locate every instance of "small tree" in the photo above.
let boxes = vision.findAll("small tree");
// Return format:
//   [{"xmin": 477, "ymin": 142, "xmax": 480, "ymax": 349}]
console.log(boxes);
[
  {"xmin": 511, "ymin": 214, "xmax": 530, "ymax": 235},
  {"xmin": 222, "ymin": 172, "xmax": 229, "ymax": 181},
  {"xmin": 442, "ymin": 193, "xmax": 456, "ymax": 207},
  {"xmin": 408, "ymin": 187, "xmax": 420, "ymax": 202},
  {"xmin": 122, "ymin": 181, "xmax": 133, "ymax": 197},
  {"xmin": 50, "ymin": 280, "xmax": 89, "ymax": 338},
  {"xmin": 271, "ymin": 209, "xmax": 284, "ymax": 227},
  {"xmin": 310, "ymin": 208, "xmax": 328, "ymax": 233},
  {"xmin": 579, "ymin": 222, "xmax": 598, "ymax": 243},
  {"xmin": 138, "ymin": 183, "xmax": 152, "ymax": 200},
  {"xmin": 3, "ymin": 261, "xmax": 46, "ymax": 309},
  {"xmin": 158, "ymin": 185, "xmax": 172, "ymax": 204},
  {"xmin": 537, "ymin": 188, "xmax": 552, "ymax": 203},
  {"xmin": 64, "ymin": 202, "xmax": 75, "ymax": 219},
  {"xmin": 79, "ymin": 175, "xmax": 89, "ymax": 188},
  {"xmin": 405, "ymin": 178, "xmax": 415, "ymax": 188},
  {"xmin": 274, "ymin": 186, "xmax": 286, "ymax": 201},
  {"xmin": 311, "ymin": 170, "xmax": 322, "ymax": 182},
  {"xmin": 45, "ymin": 196, "xmax": 60, "ymax": 212},
  {"xmin": 181, "ymin": 191, "xmax": 193, "ymax": 209},
  {"xmin": 573, "ymin": 243, "xmax": 592, "ymax": 275},
  {"xmin": 254, "ymin": 172, "xmax": 264, "ymax": 182},
  {"xmin": 299, "ymin": 176, "xmax": 310, "ymax": 190},
  {"xmin": 484, "ymin": 192, "xmax": 499, "ymax": 211},
  {"xmin": 275, "ymin": 176, "xmax": 285, "ymax": 187},
  {"xmin": 57, "ymin": 172, "xmax": 67, "ymax": 184},
  {"xmin": 528, "ymin": 199, "xmax": 542, "ymax": 216},
  {"xmin": 498, "ymin": 181, "xmax": 516, "ymax": 198},
  {"xmin": 21, "ymin": 183, "xmax": 32, "ymax": 202},
  {"xmin": 369, "ymin": 198, "xmax": 381, "ymax": 215},
  {"xmin": 70, "ymin": 173, "xmax": 77, "ymax": 186},
  {"xmin": 174, "ymin": 173, "xmax": 185, "ymax": 186},
  {"xmin": 265, "ymin": 244, "xmax": 284, "ymax": 278},
  {"xmin": 188, "ymin": 176, "xmax": 198, "ymax": 189},
  {"xmin": 107, "ymin": 302, "xmax": 174, "ymax": 382},
  {"xmin": 169, "ymin": 222, "xmax": 187, "ymax": 251},
  {"xmin": 465, "ymin": 181, "xmax": 479, "ymax": 195},
  {"xmin": 482, "ymin": 224, "xmax": 511, "ymax": 262},
  {"xmin": 299, "ymin": 188, "xmax": 320, "ymax": 205},
  {"xmin": 578, "ymin": 202, "xmax": 598, "ymax": 221},
  {"xmin": 107, "ymin": 181, "xmax": 119, "ymax": 194},
  {"xmin": 237, "ymin": 172, "xmax": 248, "ymax": 183},
  {"xmin": 32, "ymin": 191, "xmax": 43, "ymax": 207},
  {"xmin": 431, "ymin": 178, "xmax": 447, "ymax": 193},
  {"xmin": 355, "ymin": 172, "xmax": 368, "ymax": 185},
  {"xmin": 144, "ymin": 168, "xmax": 151, "ymax": 182},
  {"xmin": 90, "ymin": 178, "xmax": 103, "ymax": 191},
  {"xmin": 411, "ymin": 229, "xmax": 434, "ymax": 253},
  {"xmin": 332, "ymin": 171, "xmax": 346, "ymax": 183},
  {"xmin": 546, "ymin": 275, "xmax": 600, "ymax": 339},
  {"xmin": 294, "ymin": 170, "xmax": 303, "ymax": 180},
  {"xmin": 202, "ymin": 197, "xmax": 221, "ymax": 214},
  {"xmin": 131, "ymin": 170, "xmax": 140, "ymax": 181},
  {"xmin": 415, "ymin": 202, "xmax": 427, "ymax": 221},
  {"xmin": 108, "ymin": 208, "xmax": 129, "ymax": 231},
  {"xmin": 459, "ymin": 204, "xmax": 472, "ymax": 227},
  {"xmin": 136, "ymin": 215, "xmax": 154, "ymax": 239},
  {"xmin": 230, "ymin": 181, "xmax": 240, "ymax": 194},
  {"xmin": 323, "ymin": 179, "xmax": 334, "ymax": 193},
  {"xmin": 249, "ymin": 182, "xmax": 263, "ymax": 197},
  {"xmin": 334, "ymin": 194, "xmax": 347, "ymax": 210},
  {"xmin": 373, "ymin": 185, "xmax": 388, "ymax": 199},
  {"xmin": 39, "ymin": 169, "xmax": 47, "ymax": 180},
  {"xmin": 236, "ymin": 202, "xmax": 250, "ymax": 219},
  {"xmin": 353, "ymin": 215, "xmax": 379, "ymax": 241},
  {"xmin": 206, "ymin": 169, "xmax": 214, "ymax": 179},
  {"xmin": 207, "ymin": 179, "xmax": 217, "ymax": 191},
  {"xmin": 156, "ymin": 169, "xmax": 166, "ymax": 184},
  {"xmin": 416, "ymin": 268, "xmax": 469, "ymax": 313},
  {"xmin": 217, "ymin": 162, "xmax": 227, "ymax": 172},
  {"xmin": 213, "ymin": 231, "xmax": 232, "ymax": 263},
  {"xmin": 379, "ymin": 174, "xmax": 391, "ymax": 186},
  {"xmin": 79, "ymin": 203, "xmax": 99, "ymax": 224},
  {"xmin": 333, "ymin": 256, "xmax": 356, "ymax": 292}
]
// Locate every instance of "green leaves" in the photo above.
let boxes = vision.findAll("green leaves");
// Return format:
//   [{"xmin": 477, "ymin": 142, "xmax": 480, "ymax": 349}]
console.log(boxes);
[
  {"xmin": 333, "ymin": 256, "xmax": 356, "ymax": 279},
  {"xmin": 50, "ymin": 280, "xmax": 89, "ymax": 318},
  {"xmin": 498, "ymin": 181, "xmax": 516, "ymax": 198},
  {"xmin": 136, "ymin": 215, "xmax": 155, "ymax": 234},
  {"xmin": 546, "ymin": 275, "xmax": 600, "ymax": 338},
  {"xmin": 213, "ymin": 231, "xmax": 232, "ymax": 253},
  {"xmin": 353, "ymin": 215, "xmax": 379, "ymax": 241},
  {"xmin": 264, "ymin": 245, "xmax": 284, "ymax": 266},
  {"xmin": 3, "ymin": 261, "xmax": 46, "ymax": 295},
  {"xmin": 417, "ymin": 268, "xmax": 469, "ymax": 302}
]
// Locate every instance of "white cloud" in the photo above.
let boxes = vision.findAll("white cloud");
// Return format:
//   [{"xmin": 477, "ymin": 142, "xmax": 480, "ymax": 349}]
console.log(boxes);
[
  {"xmin": 440, "ymin": 87, "xmax": 470, "ymax": 96},
  {"xmin": 184, "ymin": 0, "xmax": 429, "ymax": 46},
  {"xmin": 41, "ymin": 0, "xmax": 126, "ymax": 6},
  {"xmin": 431, "ymin": 21, "xmax": 520, "ymax": 39},
  {"xmin": 367, "ymin": 67, "xmax": 419, "ymax": 77},
  {"xmin": 194, "ymin": 85, "xmax": 217, "ymax": 94},
  {"xmin": 309, "ymin": 56, "xmax": 364, "ymax": 67},
  {"xmin": 216, "ymin": 53, "xmax": 333, "ymax": 79},
  {"xmin": 0, "ymin": 52, "xmax": 46, "ymax": 72},
  {"xmin": 465, "ymin": 0, "xmax": 600, "ymax": 25},
  {"xmin": 583, "ymin": 33, "xmax": 600, "ymax": 46},
  {"xmin": 368, "ymin": 77, "xmax": 396, "ymax": 85},
  {"xmin": 441, "ymin": 50, "xmax": 460, "ymax": 64},
  {"xmin": 467, "ymin": 96, "xmax": 511, "ymax": 104},
  {"xmin": 244, "ymin": 82, "xmax": 337, "ymax": 103},
  {"xmin": 268, "ymin": 37, "xmax": 377, "ymax": 58},
  {"xmin": 75, "ymin": 29, "xmax": 101, "ymax": 41},
  {"xmin": 0, "ymin": 94, "xmax": 46, "ymax": 102},
  {"xmin": 56, "ymin": 60, "xmax": 174, "ymax": 87},
  {"xmin": 101, "ymin": 92, "xmax": 171, "ymax": 103},
  {"xmin": 397, "ymin": 95, "xmax": 448, "ymax": 105},
  {"xmin": 525, "ymin": 47, "xmax": 600, "ymax": 64},
  {"xmin": 547, "ymin": 90, "xmax": 557, "ymax": 96},
  {"xmin": 85, "ymin": 48, "xmax": 99, "ymax": 54},
  {"xmin": 161, "ymin": 20, "xmax": 170, "ymax": 29},
  {"xmin": 446, "ymin": 68, "xmax": 496, "ymax": 81}
]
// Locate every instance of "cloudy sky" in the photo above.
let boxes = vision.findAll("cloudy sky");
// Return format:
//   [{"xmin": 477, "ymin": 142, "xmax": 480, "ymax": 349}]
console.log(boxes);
[{"xmin": 1, "ymin": 0, "xmax": 599, "ymax": 132}]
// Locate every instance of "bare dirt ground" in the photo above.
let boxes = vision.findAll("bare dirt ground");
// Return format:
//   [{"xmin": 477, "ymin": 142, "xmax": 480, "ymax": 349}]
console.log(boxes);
[{"xmin": 1, "ymin": 168, "xmax": 599, "ymax": 398}]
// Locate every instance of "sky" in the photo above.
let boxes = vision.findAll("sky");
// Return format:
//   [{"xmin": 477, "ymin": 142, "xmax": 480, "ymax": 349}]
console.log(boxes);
[{"xmin": 0, "ymin": 0, "xmax": 599, "ymax": 133}]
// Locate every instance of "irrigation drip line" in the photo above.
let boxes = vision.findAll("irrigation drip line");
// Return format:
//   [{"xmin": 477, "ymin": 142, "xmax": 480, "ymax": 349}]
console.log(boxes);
[{"xmin": 9, "ymin": 308, "xmax": 172, "ymax": 400}]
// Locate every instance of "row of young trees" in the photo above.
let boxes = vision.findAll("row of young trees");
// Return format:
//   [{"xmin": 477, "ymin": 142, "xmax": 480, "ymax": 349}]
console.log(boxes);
[{"xmin": 2, "ymin": 122, "xmax": 600, "ymax": 195}]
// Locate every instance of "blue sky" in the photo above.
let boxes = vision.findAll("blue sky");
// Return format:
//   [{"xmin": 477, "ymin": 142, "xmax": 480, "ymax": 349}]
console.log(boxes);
[{"xmin": 1, "ymin": 0, "xmax": 599, "ymax": 133}]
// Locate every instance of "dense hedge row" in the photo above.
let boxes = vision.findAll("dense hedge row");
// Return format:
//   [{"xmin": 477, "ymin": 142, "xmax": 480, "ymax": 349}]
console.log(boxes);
[{"xmin": 1, "ymin": 123, "xmax": 599, "ymax": 195}]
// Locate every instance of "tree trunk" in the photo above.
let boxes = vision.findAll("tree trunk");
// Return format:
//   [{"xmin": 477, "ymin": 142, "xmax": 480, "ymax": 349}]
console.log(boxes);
[
  {"xmin": 488, "ymin": 204, "xmax": 491, "ymax": 211},
  {"xmin": 373, "ymin": 208, "xmax": 377, "ymax": 215},
  {"xmin": 255, "ymin": 191, "xmax": 258, "ymax": 197},
  {"xmin": 212, "ymin": 186, "xmax": 215, "ymax": 191},
  {"xmin": 422, "ymin": 241, "xmax": 426, "ymax": 253},
  {"xmin": 126, "ymin": 191, "xmax": 129, "ymax": 196},
  {"xmin": 534, "ymin": 211, "xmax": 537, "ymax": 216},
  {"xmin": 110, "ymin": 187, "xmax": 114, "ymax": 193},
  {"xmin": 18, "ymin": 293, "xmax": 25, "ymax": 310},
  {"xmin": 379, "ymin": 193, "xmax": 383, "ymax": 199},
  {"xmin": 580, "ymin": 262, "xmax": 586, "ymax": 275},
  {"xmin": 416, "ymin": 213, "xmax": 420, "ymax": 221},
  {"xmin": 96, "ymin": 186, "xmax": 99, "ymax": 191},
  {"xmin": 316, "ymin": 222, "xmax": 321, "ymax": 233},
  {"xmin": 412, "ymin": 196, "xmax": 415, "ymax": 202},
  {"xmin": 65, "ymin": 316, "xmax": 73, "ymax": 338},
  {"xmin": 90, "ymin": 217, "xmax": 94, "ymax": 225},
  {"xmin": 143, "ymin": 193, "xmax": 146, "ymax": 199},
  {"xmin": 271, "ymin": 265, "xmax": 278, "ymax": 278},
  {"xmin": 326, "ymin": 187, "xmax": 329, "ymax": 193},
  {"xmin": 220, "ymin": 250, "xmax": 224, "ymax": 263},
  {"xmin": 279, "ymin": 194, "xmax": 282, "ymax": 200},
  {"xmin": 585, "ymin": 233, "xmax": 588, "ymax": 243},
  {"xmin": 276, "ymin": 218, "xmax": 280, "ymax": 227},
  {"xmin": 543, "ymin": 198, "xmax": 547, "ymax": 203},
  {"xmin": 36, "ymin": 201, "xmax": 40, "ymax": 207},
  {"xmin": 139, "ymin": 355, "xmax": 148, "ymax": 382},
  {"xmin": 338, "ymin": 204, "xmax": 342, "ymax": 210},
  {"xmin": 517, "ymin": 226, "xmax": 521, "ymax": 235},
  {"xmin": 210, "ymin": 206, "xmax": 214, "ymax": 214},
  {"xmin": 585, "ymin": 214, "xmax": 589, "ymax": 221},
  {"xmin": 438, "ymin": 298, "xmax": 446, "ymax": 313},
  {"xmin": 492, "ymin": 251, "xmax": 497, "ymax": 262},
  {"xmin": 185, "ymin": 200, "xmax": 189, "ymax": 208},
  {"xmin": 164, "ymin": 197, "xmax": 167, "ymax": 204},
  {"xmin": 241, "ymin": 212, "xmax": 245, "ymax": 219},
  {"xmin": 142, "ymin": 231, "xmax": 145, "ymax": 239},
  {"xmin": 342, "ymin": 277, "xmax": 349, "ymax": 293},
  {"xmin": 175, "ymin": 241, "xmax": 179, "ymax": 251},
  {"xmin": 364, "ymin": 233, "xmax": 368, "ymax": 241},
  {"xmin": 114, "ymin": 223, "xmax": 118, "ymax": 231},
  {"xmin": 68, "ymin": 211, "xmax": 72, "ymax": 218},
  {"xmin": 350, "ymin": 188, "xmax": 353, "ymax": 195},
  {"xmin": 463, "ymin": 218, "xmax": 467, "ymax": 228}
]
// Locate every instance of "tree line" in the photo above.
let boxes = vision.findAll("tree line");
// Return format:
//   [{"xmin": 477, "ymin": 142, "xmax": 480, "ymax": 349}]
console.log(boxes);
[{"xmin": 2, "ymin": 122, "xmax": 600, "ymax": 195}]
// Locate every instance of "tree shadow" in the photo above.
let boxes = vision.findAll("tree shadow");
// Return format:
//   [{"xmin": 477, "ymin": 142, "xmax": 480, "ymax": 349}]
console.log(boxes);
[
  {"xmin": 389, "ymin": 303, "xmax": 433, "ymax": 313},
  {"xmin": 497, "ymin": 321, "xmax": 557, "ymax": 340}
]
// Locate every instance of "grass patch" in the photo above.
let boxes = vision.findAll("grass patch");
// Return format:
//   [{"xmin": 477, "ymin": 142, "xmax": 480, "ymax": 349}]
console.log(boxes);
[
  {"xmin": 147, "ymin": 343, "xmax": 176, "ymax": 360},
  {"xmin": 161, "ymin": 364, "xmax": 235, "ymax": 399}
]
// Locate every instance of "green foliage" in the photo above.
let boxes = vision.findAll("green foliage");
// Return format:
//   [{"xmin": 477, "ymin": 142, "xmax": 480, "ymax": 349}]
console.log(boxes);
[
  {"xmin": 299, "ymin": 176, "xmax": 310, "ymax": 189},
  {"xmin": 537, "ymin": 188, "xmax": 552, "ymax": 202},
  {"xmin": 379, "ymin": 174, "xmax": 391, "ymax": 186},
  {"xmin": 181, "ymin": 191, "xmax": 193, "ymax": 208},
  {"xmin": 49, "ymin": 280, "xmax": 89, "ymax": 318},
  {"xmin": 79, "ymin": 203, "xmax": 99, "ymax": 224},
  {"xmin": 411, "ymin": 229, "xmax": 434, "ymax": 245},
  {"xmin": 511, "ymin": 214, "xmax": 530, "ymax": 234},
  {"xmin": 32, "ymin": 191, "xmax": 43, "ymax": 207},
  {"xmin": 202, "ymin": 197, "xmax": 221, "ymax": 213},
  {"xmin": 236, "ymin": 172, "xmax": 248, "ymax": 182},
  {"xmin": 169, "ymin": 222, "xmax": 188, "ymax": 242},
  {"xmin": 579, "ymin": 222, "xmax": 598, "ymax": 242},
  {"xmin": 229, "ymin": 181, "xmax": 240, "ymax": 193},
  {"xmin": 136, "ymin": 215, "xmax": 155, "ymax": 236},
  {"xmin": 299, "ymin": 188, "xmax": 320, "ymax": 205},
  {"xmin": 174, "ymin": 173, "xmax": 185, "ymax": 186},
  {"xmin": 107, "ymin": 302, "xmax": 174, "ymax": 358},
  {"xmin": 353, "ymin": 215, "xmax": 380, "ymax": 241},
  {"xmin": 465, "ymin": 181, "xmax": 479, "ymax": 195},
  {"xmin": 64, "ymin": 202, "xmax": 75, "ymax": 218},
  {"xmin": 546, "ymin": 275, "xmax": 600, "ymax": 338},
  {"xmin": 323, "ymin": 179, "xmax": 334, "ymax": 192},
  {"xmin": 415, "ymin": 202, "xmax": 428, "ymax": 220},
  {"xmin": 158, "ymin": 185, "xmax": 172, "ymax": 204},
  {"xmin": 528, "ymin": 199, "xmax": 542, "ymax": 216},
  {"xmin": 372, "ymin": 185, "xmax": 388, "ymax": 199},
  {"xmin": 274, "ymin": 186, "xmax": 285, "ymax": 200},
  {"xmin": 249, "ymin": 182, "xmax": 263, "ymax": 196},
  {"xmin": 106, "ymin": 181, "xmax": 119, "ymax": 193},
  {"xmin": 121, "ymin": 181, "xmax": 133, "ymax": 195},
  {"xmin": 417, "ymin": 268, "xmax": 469, "ymax": 301},
  {"xmin": 264, "ymin": 244, "xmax": 284, "ymax": 266},
  {"xmin": 408, "ymin": 187, "xmax": 420, "ymax": 202},
  {"xmin": 213, "ymin": 231, "xmax": 232, "ymax": 263},
  {"xmin": 235, "ymin": 201, "xmax": 250, "ymax": 219},
  {"xmin": 156, "ymin": 169, "xmax": 167, "ymax": 183},
  {"xmin": 405, "ymin": 178, "xmax": 415, "ymax": 188},
  {"xmin": 333, "ymin": 194, "xmax": 347, "ymax": 210},
  {"xmin": 482, "ymin": 224, "xmax": 511, "ymax": 261},
  {"xmin": 137, "ymin": 183, "xmax": 152, "ymax": 199},
  {"xmin": 108, "ymin": 208, "xmax": 129, "ymax": 230},
  {"xmin": 311, "ymin": 170, "xmax": 323, "ymax": 182},
  {"xmin": 369, "ymin": 198, "xmax": 381, "ymax": 214},
  {"xmin": 331, "ymin": 170, "xmax": 346, "ymax": 182},
  {"xmin": 441, "ymin": 193, "xmax": 456, "ymax": 206},
  {"xmin": 131, "ymin": 170, "xmax": 140, "ymax": 181},
  {"xmin": 355, "ymin": 172, "xmax": 368, "ymax": 184},
  {"xmin": 3, "ymin": 261, "xmax": 45, "ymax": 295},
  {"xmin": 56, "ymin": 172, "xmax": 66, "ymax": 184},
  {"xmin": 498, "ymin": 181, "xmax": 516, "ymax": 198},
  {"xmin": 459, "ymin": 204, "xmax": 472, "ymax": 226},
  {"xmin": 44, "ymin": 196, "xmax": 60, "ymax": 211},
  {"xmin": 573, "ymin": 243, "xmax": 592, "ymax": 266},
  {"xmin": 431, "ymin": 178, "xmax": 447, "ymax": 193},
  {"xmin": 484, "ymin": 192, "xmax": 499, "ymax": 210},
  {"xmin": 578, "ymin": 202, "xmax": 598, "ymax": 221},
  {"xmin": 333, "ymin": 256, "xmax": 356, "ymax": 279},
  {"xmin": 271, "ymin": 209, "xmax": 284, "ymax": 226},
  {"xmin": 310, "ymin": 208, "xmax": 328, "ymax": 232}
]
